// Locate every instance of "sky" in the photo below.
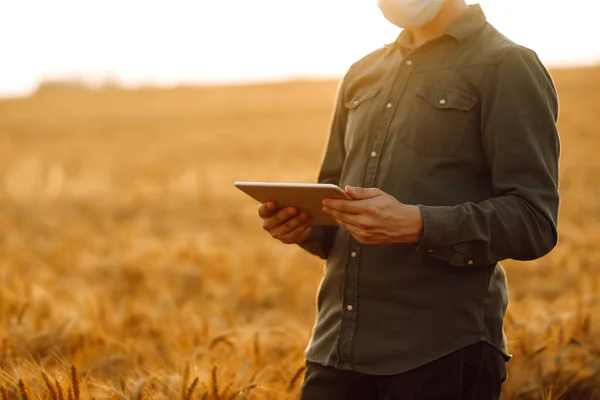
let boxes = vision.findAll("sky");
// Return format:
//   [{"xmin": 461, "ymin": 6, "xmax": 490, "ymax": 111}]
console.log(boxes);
[{"xmin": 0, "ymin": 0, "xmax": 599, "ymax": 98}]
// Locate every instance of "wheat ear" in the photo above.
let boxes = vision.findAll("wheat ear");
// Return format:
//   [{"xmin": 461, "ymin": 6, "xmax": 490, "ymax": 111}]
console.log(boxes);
[
  {"xmin": 71, "ymin": 366, "xmax": 80, "ymax": 400},
  {"xmin": 184, "ymin": 377, "xmax": 199, "ymax": 400},
  {"xmin": 55, "ymin": 379, "xmax": 65, "ymax": 400},
  {"xmin": 181, "ymin": 361, "xmax": 190, "ymax": 400},
  {"xmin": 211, "ymin": 367, "xmax": 220, "ymax": 400},
  {"xmin": 42, "ymin": 372, "xmax": 58, "ymax": 400},
  {"xmin": 18, "ymin": 379, "xmax": 30, "ymax": 400}
]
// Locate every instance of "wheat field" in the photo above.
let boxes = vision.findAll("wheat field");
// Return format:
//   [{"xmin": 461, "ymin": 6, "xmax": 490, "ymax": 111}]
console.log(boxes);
[{"xmin": 1, "ymin": 67, "xmax": 600, "ymax": 399}]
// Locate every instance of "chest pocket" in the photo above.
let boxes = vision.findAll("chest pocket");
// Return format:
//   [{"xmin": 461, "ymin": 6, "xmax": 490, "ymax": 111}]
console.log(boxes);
[
  {"xmin": 344, "ymin": 87, "xmax": 381, "ymax": 152},
  {"xmin": 401, "ymin": 86, "xmax": 477, "ymax": 157}
]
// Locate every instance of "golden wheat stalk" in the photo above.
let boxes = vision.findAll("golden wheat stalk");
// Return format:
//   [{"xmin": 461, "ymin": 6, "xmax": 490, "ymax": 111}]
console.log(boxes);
[
  {"xmin": 107, "ymin": 388, "xmax": 128, "ymax": 400},
  {"xmin": 184, "ymin": 377, "xmax": 199, "ymax": 400},
  {"xmin": 287, "ymin": 365, "xmax": 306, "ymax": 393},
  {"xmin": 237, "ymin": 383, "xmax": 257, "ymax": 399},
  {"xmin": 42, "ymin": 372, "xmax": 58, "ymax": 400},
  {"xmin": 18, "ymin": 379, "xmax": 30, "ymax": 400},
  {"xmin": 55, "ymin": 378, "xmax": 65, "ymax": 400},
  {"xmin": 253, "ymin": 332, "xmax": 261, "ymax": 366},
  {"xmin": 180, "ymin": 361, "xmax": 190, "ymax": 400},
  {"xmin": 209, "ymin": 334, "xmax": 234, "ymax": 350},
  {"xmin": 211, "ymin": 366, "xmax": 220, "ymax": 400},
  {"xmin": 132, "ymin": 379, "xmax": 146, "ymax": 400},
  {"xmin": 71, "ymin": 366, "xmax": 80, "ymax": 400},
  {"xmin": 1, "ymin": 386, "xmax": 9, "ymax": 400}
]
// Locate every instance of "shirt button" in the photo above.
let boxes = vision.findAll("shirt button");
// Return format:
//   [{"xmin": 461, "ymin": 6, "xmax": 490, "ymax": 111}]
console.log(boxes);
[
  {"xmin": 347, "ymin": 305, "xmax": 354, "ymax": 311},
  {"xmin": 406, "ymin": 60, "xmax": 413, "ymax": 66},
  {"xmin": 353, "ymin": 100, "xmax": 359, "ymax": 106},
  {"xmin": 386, "ymin": 102, "xmax": 393, "ymax": 109},
  {"xmin": 371, "ymin": 151, "xmax": 377, "ymax": 158},
  {"xmin": 467, "ymin": 260, "xmax": 474, "ymax": 265},
  {"xmin": 439, "ymin": 99, "xmax": 447, "ymax": 105},
  {"xmin": 428, "ymin": 249, "xmax": 434, "ymax": 253},
  {"xmin": 351, "ymin": 251, "xmax": 357, "ymax": 258}
]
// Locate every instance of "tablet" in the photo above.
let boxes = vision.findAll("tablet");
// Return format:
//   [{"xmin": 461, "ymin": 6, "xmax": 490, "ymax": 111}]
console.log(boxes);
[{"xmin": 235, "ymin": 181, "xmax": 350, "ymax": 226}]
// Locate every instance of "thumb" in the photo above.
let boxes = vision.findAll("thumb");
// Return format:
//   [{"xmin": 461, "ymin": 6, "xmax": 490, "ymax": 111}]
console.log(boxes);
[{"xmin": 345, "ymin": 186, "xmax": 383, "ymax": 200}]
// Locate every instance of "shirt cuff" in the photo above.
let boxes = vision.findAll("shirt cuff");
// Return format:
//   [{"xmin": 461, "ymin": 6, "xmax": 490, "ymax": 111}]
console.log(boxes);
[
  {"xmin": 298, "ymin": 225, "xmax": 327, "ymax": 259},
  {"xmin": 415, "ymin": 205, "xmax": 457, "ymax": 252},
  {"xmin": 415, "ymin": 205, "xmax": 482, "ymax": 267}
]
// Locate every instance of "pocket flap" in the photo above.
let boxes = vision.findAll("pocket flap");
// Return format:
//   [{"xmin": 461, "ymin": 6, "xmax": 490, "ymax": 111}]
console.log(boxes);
[
  {"xmin": 345, "ymin": 88, "xmax": 381, "ymax": 109},
  {"xmin": 416, "ymin": 86, "xmax": 477, "ymax": 111}
]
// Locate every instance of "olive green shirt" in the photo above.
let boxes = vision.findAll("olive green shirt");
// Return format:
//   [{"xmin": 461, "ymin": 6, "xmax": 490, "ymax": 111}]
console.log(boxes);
[{"xmin": 300, "ymin": 4, "xmax": 560, "ymax": 374}]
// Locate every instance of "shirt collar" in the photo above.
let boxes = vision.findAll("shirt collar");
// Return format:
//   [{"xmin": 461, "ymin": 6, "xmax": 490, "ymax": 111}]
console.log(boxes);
[{"xmin": 393, "ymin": 3, "xmax": 488, "ymax": 50}]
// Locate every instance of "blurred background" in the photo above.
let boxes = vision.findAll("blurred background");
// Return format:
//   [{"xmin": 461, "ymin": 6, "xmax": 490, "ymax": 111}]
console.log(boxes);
[
  {"xmin": 1, "ymin": 0, "xmax": 599, "ymax": 97},
  {"xmin": 1, "ymin": 1, "xmax": 600, "ymax": 399}
]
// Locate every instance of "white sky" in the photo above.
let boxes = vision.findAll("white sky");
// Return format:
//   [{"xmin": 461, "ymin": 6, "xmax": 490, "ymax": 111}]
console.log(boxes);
[{"xmin": 0, "ymin": 0, "xmax": 598, "ymax": 98}]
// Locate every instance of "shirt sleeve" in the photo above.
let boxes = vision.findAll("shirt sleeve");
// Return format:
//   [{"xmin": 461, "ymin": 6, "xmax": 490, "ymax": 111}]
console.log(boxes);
[
  {"xmin": 298, "ymin": 75, "xmax": 349, "ymax": 259},
  {"xmin": 415, "ymin": 46, "xmax": 560, "ymax": 266}
]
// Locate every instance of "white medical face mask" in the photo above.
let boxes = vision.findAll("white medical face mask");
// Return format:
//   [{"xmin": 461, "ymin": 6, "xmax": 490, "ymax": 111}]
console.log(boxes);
[{"xmin": 377, "ymin": 0, "xmax": 444, "ymax": 29}]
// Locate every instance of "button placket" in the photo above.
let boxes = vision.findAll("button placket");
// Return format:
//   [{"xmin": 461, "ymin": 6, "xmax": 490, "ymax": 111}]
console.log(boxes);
[
  {"xmin": 363, "ymin": 59, "xmax": 413, "ymax": 188},
  {"xmin": 336, "ymin": 55, "xmax": 415, "ymax": 366},
  {"xmin": 338, "ymin": 249, "xmax": 360, "ymax": 361}
]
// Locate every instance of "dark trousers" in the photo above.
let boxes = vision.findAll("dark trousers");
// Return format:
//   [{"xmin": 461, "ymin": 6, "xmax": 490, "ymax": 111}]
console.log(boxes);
[{"xmin": 299, "ymin": 342, "xmax": 507, "ymax": 400}]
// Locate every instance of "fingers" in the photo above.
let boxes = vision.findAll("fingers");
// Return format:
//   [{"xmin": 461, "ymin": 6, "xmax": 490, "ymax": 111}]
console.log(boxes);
[
  {"xmin": 336, "ymin": 218, "xmax": 374, "ymax": 245},
  {"xmin": 333, "ymin": 217, "xmax": 365, "ymax": 242},
  {"xmin": 259, "ymin": 204, "xmax": 313, "ymax": 244},
  {"xmin": 258, "ymin": 202, "xmax": 276, "ymax": 218},
  {"xmin": 262, "ymin": 207, "xmax": 298, "ymax": 232},
  {"xmin": 344, "ymin": 186, "xmax": 384, "ymax": 200},
  {"xmin": 324, "ymin": 207, "xmax": 371, "ymax": 229},
  {"xmin": 322, "ymin": 199, "xmax": 357, "ymax": 214},
  {"xmin": 322, "ymin": 198, "xmax": 369, "ymax": 215},
  {"xmin": 323, "ymin": 206, "xmax": 376, "ymax": 245},
  {"xmin": 321, "ymin": 187, "xmax": 384, "ymax": 214},
  {"xmin": 277, "ymin": 217, "xmax": 314, "ymax": 244},
  {"xmin": 269, "ymin": 211, "xmax": 311, "ymax": 239}
]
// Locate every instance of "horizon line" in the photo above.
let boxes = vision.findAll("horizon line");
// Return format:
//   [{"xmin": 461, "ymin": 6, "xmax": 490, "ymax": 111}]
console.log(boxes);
[{"xmin": 2, "ymin": 62, "xmax": 599, "ymax": 101}]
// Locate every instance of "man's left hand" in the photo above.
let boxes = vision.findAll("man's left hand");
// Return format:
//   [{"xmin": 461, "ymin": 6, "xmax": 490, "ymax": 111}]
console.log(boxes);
[{"xmin": 323, "ymin": 186, "xmax": 424, "ymax": 246}]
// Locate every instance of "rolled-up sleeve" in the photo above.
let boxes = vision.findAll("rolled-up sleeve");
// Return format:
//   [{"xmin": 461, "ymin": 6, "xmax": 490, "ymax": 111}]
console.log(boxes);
[{"xmin": 416, "ymin": 46, "xmax": 560, "ymax": 266}]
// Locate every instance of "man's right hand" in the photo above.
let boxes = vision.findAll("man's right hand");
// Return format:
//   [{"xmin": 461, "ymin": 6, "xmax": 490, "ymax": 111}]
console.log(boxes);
[{"xmin": 258, "ymin": 202, "xmax": 313, "ymax": 244}]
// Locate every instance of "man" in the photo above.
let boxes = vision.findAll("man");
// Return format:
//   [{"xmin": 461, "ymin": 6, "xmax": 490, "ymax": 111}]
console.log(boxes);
[{"xmin": 258, "ymin": 0, "xmax": 560, "ymax": 398}]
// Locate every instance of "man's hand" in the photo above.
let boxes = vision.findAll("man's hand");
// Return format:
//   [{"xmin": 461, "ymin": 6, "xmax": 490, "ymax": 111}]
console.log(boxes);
[
  {"xmin": 322, "ymin": 186, "xmax": 423, "ymax": 246},
  {"xmin": 258, "ymin": 202, "xmax": 313, "ymax": 244}
]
